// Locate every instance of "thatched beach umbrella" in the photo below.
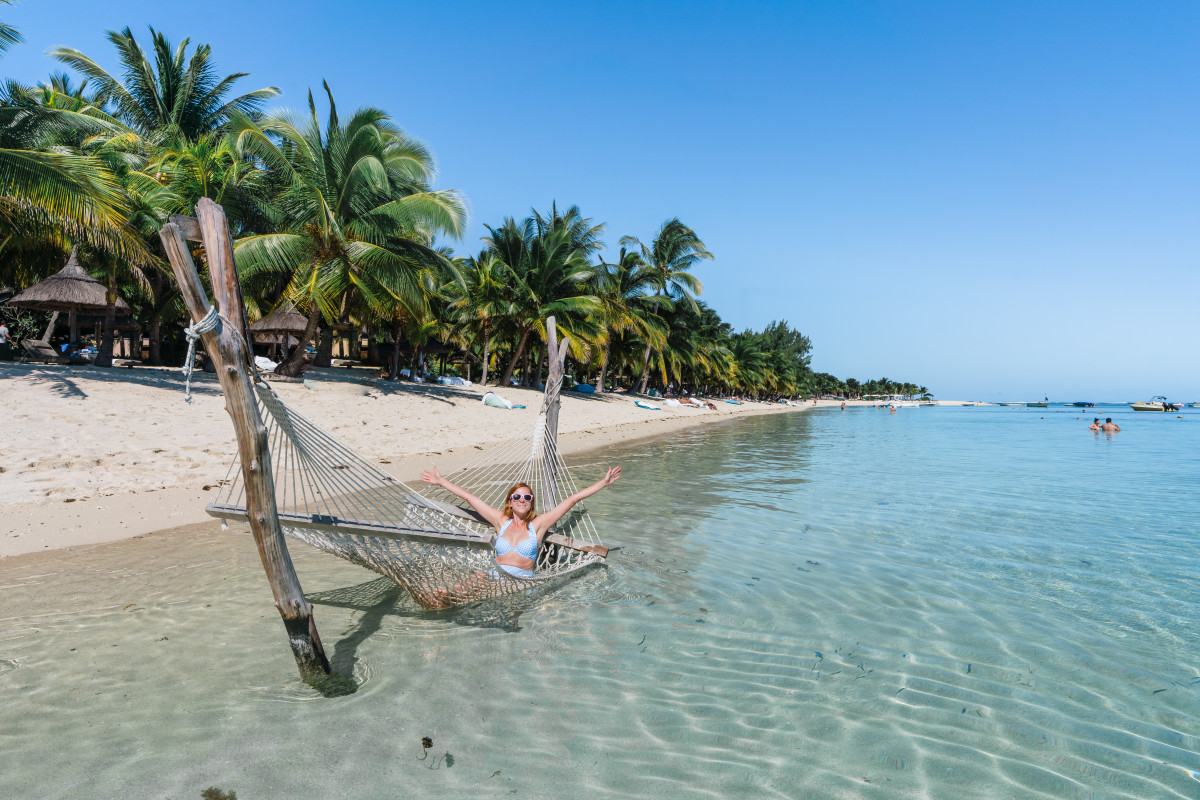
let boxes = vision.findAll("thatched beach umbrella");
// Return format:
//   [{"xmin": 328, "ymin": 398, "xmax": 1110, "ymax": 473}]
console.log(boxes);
[
  {"xmin": 250, "ymin": 304, "xmax": 316, "ymax": 356},
  {"xmin": 6, "ymin": 247, "xmax": 130, "ymax": 343}
]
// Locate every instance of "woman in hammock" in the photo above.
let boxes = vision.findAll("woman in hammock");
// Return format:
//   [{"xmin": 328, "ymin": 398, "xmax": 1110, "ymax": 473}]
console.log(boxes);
[{"xmin": 420, "ymin": 465, "xmax": 621, "ymax": 578}]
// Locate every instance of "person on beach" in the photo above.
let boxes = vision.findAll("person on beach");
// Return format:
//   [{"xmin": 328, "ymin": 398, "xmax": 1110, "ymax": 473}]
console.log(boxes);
[
  {"xmin": 0, "ymin": 322, "xmax": 10, "ymax": 361},
  {"xmin": 1101, "ymin": 418, "xmax": 1121, "ymax": 433},
  {"xmin": 1089, "ymin": 418, "xmax": 1102, "ymax": 432},
  {"xmin": 420, "ymin": 465, "xmax": 621, "ymax": 579}
]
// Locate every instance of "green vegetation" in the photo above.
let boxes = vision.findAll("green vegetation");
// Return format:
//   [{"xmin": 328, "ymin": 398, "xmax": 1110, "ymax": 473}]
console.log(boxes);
[{"xmin": 0, "ymin": 18, "xmax": 927, "ymax": 398}]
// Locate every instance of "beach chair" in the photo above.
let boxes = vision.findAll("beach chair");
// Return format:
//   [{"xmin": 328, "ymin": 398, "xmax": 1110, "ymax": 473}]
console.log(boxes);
[{"xmin": 20, "ymin": 340, "xmax": 71, "ymax": 365}]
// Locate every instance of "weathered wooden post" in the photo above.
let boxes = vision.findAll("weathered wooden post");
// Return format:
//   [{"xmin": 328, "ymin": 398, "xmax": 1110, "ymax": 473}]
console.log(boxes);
[
  {"xmin": 539, "ymin": 316, "xmax": 570, "ymax": 507},
  {"xmin": 159, "ymin": 198, "xmax": 331, "ymax": 682}
]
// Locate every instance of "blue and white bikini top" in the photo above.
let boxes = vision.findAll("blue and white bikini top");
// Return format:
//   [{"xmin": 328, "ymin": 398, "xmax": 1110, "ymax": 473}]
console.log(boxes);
[{"xmin": 495, "ymin": 518, "xmax": 538, "ymax": 560}]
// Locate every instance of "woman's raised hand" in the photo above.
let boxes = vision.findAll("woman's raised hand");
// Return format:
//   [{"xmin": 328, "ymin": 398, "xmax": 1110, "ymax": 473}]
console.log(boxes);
[
  {"xmin": 420, "ymin": 466, "xmax": 444, "ymax": 486},
  {"xmin": 601, "ymin": 466, "xmax": 621, "ymax": 486}
]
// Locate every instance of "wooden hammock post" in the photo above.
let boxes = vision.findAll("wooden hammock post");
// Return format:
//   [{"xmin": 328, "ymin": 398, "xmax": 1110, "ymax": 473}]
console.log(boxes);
[
  {"xmin": 159, "ymin": 200, "xmax": 331, "ymax": 681},
  {"xmin": 540, "ymin": 316, "xmax": 570, "ymax": 507}
]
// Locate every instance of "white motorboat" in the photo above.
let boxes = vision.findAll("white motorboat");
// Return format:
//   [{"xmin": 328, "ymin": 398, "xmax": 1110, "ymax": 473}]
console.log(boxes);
[{"xmin": 1130, "ymin": 396, "xmax": 1182, "ymax": 412}]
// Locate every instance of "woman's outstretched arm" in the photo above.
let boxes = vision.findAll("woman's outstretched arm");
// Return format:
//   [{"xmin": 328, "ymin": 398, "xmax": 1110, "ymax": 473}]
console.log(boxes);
[
  {"xmin": 532, "ymin": 466, "xmax": 621, "ymax": 535},
  {"xmin": 420, "ymin": 466, "xmax": 507, "ymax": 530}
]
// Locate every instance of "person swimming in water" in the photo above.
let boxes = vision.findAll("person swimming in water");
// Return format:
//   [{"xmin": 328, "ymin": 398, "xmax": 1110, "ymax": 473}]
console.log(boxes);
[{"xmin": 420, "ymin": 465, "xmax": 621, "ymax": 579}]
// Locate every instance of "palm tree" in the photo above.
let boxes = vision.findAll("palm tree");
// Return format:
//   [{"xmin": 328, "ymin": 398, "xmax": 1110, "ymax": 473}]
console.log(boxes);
[
  {"xmin": 619, "ymin": 219, "xmax": 713, "ymax": 393},
  {"xmin": 231, "ymin": 83, "xmax": 466, "ymax": 376},
  {"xmin": 50, "ymin": 26, "xmax": 278, "ymax": 143},
  {"xmin": 0, "ymin": 83, "xmax": 142, "ymax": 263},
  {"xmin": 483, "ymin": 210, "xmax": 601, "ymax": 387},
  {"xmin": 444, "ymin": 251, "xmax": 511, "ymax": 385},
  {"xmin": 591, "ymin": 247, "xmax": 668, "ymax": 393},
  {"xmin": 0, "ymin": 0, "xmax": 20, "ymax": 58}
]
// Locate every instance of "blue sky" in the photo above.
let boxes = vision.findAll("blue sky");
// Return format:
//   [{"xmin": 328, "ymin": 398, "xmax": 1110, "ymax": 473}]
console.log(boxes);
[{"xmin": 4, "ymin": 1, "xmax": 1197, "ymax": 400}]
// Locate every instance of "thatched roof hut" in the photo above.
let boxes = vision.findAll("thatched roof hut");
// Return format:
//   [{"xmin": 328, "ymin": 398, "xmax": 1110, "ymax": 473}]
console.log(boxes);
[
  {"xmin": 6, "ymin": 248, "xmax": 130, "ymax": 341},
  {"xmin": 250, "ymin": 304, "xmax": 316, "ymax": 350},
  {"xmin": 250, "ymin": 304, "xmax": 310, "ymax": 336},
  {"xmin": 7, "ymin": 248, "xmax": 129, "ymax": 313}
]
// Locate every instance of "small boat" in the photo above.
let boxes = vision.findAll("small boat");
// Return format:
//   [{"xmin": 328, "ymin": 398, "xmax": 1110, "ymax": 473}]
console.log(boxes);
[
  {"xmin": 1070, "ymin": 402, "xmax": 1095, "ymax": 408},
  {"xmin": 1026, "ymin": 401, "xmax": 1049, "ymax": 408},
  {"xmin": 1189, "ymin": 401, "xmax": 1200, "ymax": 408},
  {"xmin": 997, "ymin": 402, "xmax": 1023, "ymax": 406},
  {"xmin": 1130, "ymin": 396, "xmax": 1182, "ymax": 412}
]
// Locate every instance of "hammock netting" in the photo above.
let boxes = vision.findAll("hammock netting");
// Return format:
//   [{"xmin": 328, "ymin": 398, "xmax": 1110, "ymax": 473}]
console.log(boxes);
[{"xmin": 207, "ymin": 383, "xmax": 606, "ymax": 610}]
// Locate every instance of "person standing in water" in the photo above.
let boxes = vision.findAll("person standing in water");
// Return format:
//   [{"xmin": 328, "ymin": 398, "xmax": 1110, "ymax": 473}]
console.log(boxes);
[
  {"xmin": 1089, "ymin": 418, "xmax": 1101, "ymax": 432},
  {"xmin": 1101, "ymin": 418, "xmax": 1121, "ymax": 433}
]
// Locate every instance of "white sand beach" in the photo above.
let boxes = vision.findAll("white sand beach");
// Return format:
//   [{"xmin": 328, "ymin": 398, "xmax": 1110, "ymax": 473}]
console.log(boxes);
[{"xmin": 0, "ymin": 363, "xmax": 825, "ymax": 557}]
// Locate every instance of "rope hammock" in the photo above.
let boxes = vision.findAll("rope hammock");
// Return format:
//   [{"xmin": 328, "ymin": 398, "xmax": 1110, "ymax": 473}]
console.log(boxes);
[{"xmin": 206, "ymin": 379, "xmax": 607, "ymax": 610}]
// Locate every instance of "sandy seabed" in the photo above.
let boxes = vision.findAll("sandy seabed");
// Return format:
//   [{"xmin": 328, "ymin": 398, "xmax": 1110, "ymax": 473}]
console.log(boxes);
[{"xmin": 0, "ymin": 363, "xmax": 839, "ymax": 557}]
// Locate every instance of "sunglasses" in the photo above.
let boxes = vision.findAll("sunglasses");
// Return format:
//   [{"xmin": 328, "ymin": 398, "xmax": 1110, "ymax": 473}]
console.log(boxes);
[{"xmin": 510, "ymin": 493, "xmax": 534, "ymax": 502}]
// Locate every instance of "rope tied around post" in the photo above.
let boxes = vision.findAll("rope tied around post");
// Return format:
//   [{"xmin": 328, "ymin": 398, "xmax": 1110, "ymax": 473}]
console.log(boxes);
[{"xmin": 182, "ymin": 306, "xmax": 220, "ymax": 404}]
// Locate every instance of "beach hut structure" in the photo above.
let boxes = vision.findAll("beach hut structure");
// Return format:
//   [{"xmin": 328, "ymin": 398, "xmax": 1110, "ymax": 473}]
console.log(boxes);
[
  {"xmin": 6, "ymin": 247, "xmax": 131, "ymax": 345},
  {"xmin": 249, "ymin": 303, "xmax": 315, "ymax": 359}
]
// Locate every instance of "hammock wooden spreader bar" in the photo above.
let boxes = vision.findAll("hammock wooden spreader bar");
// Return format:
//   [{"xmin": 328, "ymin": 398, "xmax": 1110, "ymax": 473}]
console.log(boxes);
[{"xmin": 206, "ymin": 504, "xmax": 609, "ymax": 557}]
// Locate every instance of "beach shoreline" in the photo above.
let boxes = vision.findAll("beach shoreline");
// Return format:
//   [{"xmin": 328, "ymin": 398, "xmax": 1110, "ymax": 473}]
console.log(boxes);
[{"xmin": 1, "ymin": 363, "xmax": 841, "ymax": 558}]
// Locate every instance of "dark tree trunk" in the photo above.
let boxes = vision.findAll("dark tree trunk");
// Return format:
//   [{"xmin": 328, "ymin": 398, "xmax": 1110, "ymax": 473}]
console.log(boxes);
[
  {"xmin": 148, "ymin": 316, "xmax": 162, "ymax": 365},
  {"xmin": 498, "ymin": 327, "xmax": 531, "ymax": 387},
  {"xmin": 409, "ymin": 343, "xmax": 422, "ymax": 381},
  {"xmin": 39, "ymin": 311, "xmax": 59, "ymax": 344},
  {"xmin": 275, "ymin": 306, "xmax": 321, "ymax": 377},
  {"xmin": 478, "ymin": 323, "xmax": 490, "ymax": 386},
  {"xmin": 594, "ymin": 342, "xmax": 610, "ymax": 393},
  {"xmin": 387, "ymin": 319, "xmax": 403, "ymax": 380},
  {"xmin": 314, "ymin": 324, "xmax": 334, "ymax": 368},
  {"xmin": 637, "ymin": 344, "xmax": 652, "ymax": 393},
  {"xmin": 365, "ymin": 324, "xmax": 381, "ymax": 366},
  {"xmin": 94, "ymin": 297, "xmax": 117, "ymax": 367},
  {"xmin": 532, "ymin": 343, "xmax": 545, "ymax": 388}
]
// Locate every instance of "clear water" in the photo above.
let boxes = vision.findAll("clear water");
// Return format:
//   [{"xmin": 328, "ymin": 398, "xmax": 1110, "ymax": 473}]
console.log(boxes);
[{"xmin": 2, "ymin": 405, "xmax": 1198, "ymax": 799}]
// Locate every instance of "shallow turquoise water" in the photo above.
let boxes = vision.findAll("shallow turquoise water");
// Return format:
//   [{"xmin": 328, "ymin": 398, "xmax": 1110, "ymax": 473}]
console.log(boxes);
[{"xmin": 2, "ymin": 405, "xmax": 1198, "ymax": 799}]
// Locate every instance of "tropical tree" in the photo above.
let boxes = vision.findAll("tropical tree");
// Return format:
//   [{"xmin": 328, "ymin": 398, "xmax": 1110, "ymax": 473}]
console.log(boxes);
[
  {"xmin": 483, "ymin": 207, "xmax": 602, "ymax": 387},
  {"xmin": 50, "ymin": 26, "xmax": 278, "ymax": 143},
  {"xmin": 0, "ymin": 0, "xmax": 18, "ymax": 59},
  {"xmin": 619, "ymin": 219, "xmax": 712, "ymax": 392},
  {"xmin": 0, "ymin": 81, "xmax": 141, "ymax": 265},
  {"xmin": 443, "ymin": 250, "xmax": 511, "ymax": 385},
  {"xmin": 590, "ymin": 246, "xmax": 668, "ymax": 392},
  {"xmin": 231, "ymin": 83, "xmax": 466, "ymax": 376}
]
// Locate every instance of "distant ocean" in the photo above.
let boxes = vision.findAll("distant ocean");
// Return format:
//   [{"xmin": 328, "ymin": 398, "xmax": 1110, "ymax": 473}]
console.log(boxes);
[{"xmin": 2, "ymin": 404, "xmax": 1197, "ymax": 799}]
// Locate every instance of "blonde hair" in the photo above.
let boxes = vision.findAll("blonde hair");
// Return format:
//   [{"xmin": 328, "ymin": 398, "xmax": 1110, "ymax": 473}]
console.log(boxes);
[{"xmin": 501, "ymin": 483, "xmax": 536, "ymax": 519}]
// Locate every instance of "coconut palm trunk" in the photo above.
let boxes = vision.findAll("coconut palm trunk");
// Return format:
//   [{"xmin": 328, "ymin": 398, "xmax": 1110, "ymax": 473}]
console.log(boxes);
[
  {"xmin": 637, "ymin": 344, "xmax": 653, "ymax": 394},
  {"xmin": 387, "ymin": 319, "xmax": 404, "ymax": 380},
  {"xmin": 315, "ymin": 328, "xmax": 334, "ymax": 368},
  {"xmin": 409, "ymin": 346, "xmax": 422, "ymax": 381},
  {"xmin": 532, "ymin": 343, "xmax": 545, "ymax": 388},
  {"xmin": 498, "ymin": 327, "xmax": 531, "ymax": 387},
  {"xmin": 276, "ymin": 306, "xmax": 321, "ymax": 377},
  {"xmin": 594, "ymin": 342, "xmax": 611, "ymax": 393},
  {"xmin": 94, "ymin": 293, "xmax": 117, "ymax": 367},
  {"xmin": 477, "ymin": 323, "xmax": 491, "ymax": 386},
  {"xmin": 40, "ymin": 312, "xmax": 59, "ymax": 344}
]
